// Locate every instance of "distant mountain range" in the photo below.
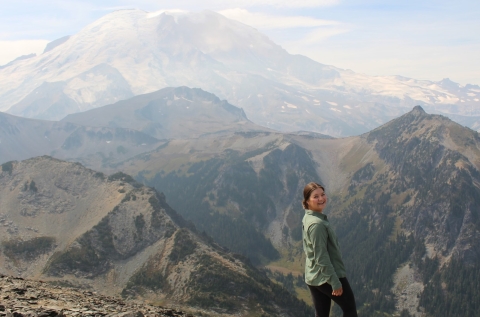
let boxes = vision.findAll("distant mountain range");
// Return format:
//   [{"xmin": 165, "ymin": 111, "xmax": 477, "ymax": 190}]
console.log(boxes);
[
  {"xmin": 1, "ymin": 9, "xmax": 480, "ymax": 136},
  {"xmin": 0, "ymin": 110, "xmax": 164, "ymax": 167},
  {"xmin": 62, "ymin": 86, "xmax": 266, "ymax": 139},
  {"xmin": 0, "ymin": 87, "xmax": 269, "ymax": 167}
]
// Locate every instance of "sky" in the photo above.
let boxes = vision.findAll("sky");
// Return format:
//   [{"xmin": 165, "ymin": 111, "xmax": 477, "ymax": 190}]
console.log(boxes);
[{"xmin": 1, "ymin": 0, "xmax": 479, "ymax": 86}]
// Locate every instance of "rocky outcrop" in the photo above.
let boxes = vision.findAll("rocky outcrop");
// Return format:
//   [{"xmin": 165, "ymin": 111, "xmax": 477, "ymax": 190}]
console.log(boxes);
[{"xmin": 0, "ymin": 274, "xmax": 195, "ymax": 316}]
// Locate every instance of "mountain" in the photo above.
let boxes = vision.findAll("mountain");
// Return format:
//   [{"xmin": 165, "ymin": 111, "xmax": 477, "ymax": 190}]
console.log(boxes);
[
  {"xmin": 113, "ymin": 131, "xmax": 321, "ymax": 265},
  {"xmin": 107, "ymin": 106, "xmax": 480, "ymax": 317},
  {"xmin": 1, "ymin": 9, "xmax": 479, "ymax": 136},
  {"xmin": 0, "ymin": 111, "xmax": 163, "ymax": 167},
  {"xmin": 0, "ymin": 86, "xmax": 270, "ymax": 168},
  {"xmin": 325, "ymin": 106, "xmax": 480, "ymax": 316},
  {"xmin": 0, "ymin": 156, "xmax": 312, "ymax": 316},
  {"xmin": 62, "ymin": 86, "xmax": 266, "ymax": 140}
]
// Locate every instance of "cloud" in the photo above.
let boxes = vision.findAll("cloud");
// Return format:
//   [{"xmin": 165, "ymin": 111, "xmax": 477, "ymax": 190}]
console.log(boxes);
[
  {"xmin": 126, "ymin": 0, "xmax": 339, "ymax": 9},
  {"xmin": 0, "ymin": 40, "xmax": 49, "ymax": 65},
  {"xmin": 218, "ymin": 8, "xmax": 340, "ymax": 29},
  {"xmin": 91, "ymin": 6, "xmax": 138, "ymax": 11},
  {"xmin": 146, "ymin": 9, "xmax": 189, "ymax": 18},
  {"xmin": 217, "ymin": 9, "xmax": 350, "ymax": 53},
  {"xmin": 219, "ymin": 0, "xmax": 339, "ymax": 8}
]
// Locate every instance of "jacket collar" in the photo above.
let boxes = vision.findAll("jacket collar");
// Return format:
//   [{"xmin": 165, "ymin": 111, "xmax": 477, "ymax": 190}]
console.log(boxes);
[{"xmin": 305, "ymin": 209, "xmax": 328, "ymax": 220}]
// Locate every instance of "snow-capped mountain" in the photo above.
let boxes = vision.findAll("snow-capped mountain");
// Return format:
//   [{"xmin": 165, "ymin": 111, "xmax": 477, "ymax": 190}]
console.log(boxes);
[{"xmin": 1, "ymin": 9, "xmax": 479, "ymax": 137}]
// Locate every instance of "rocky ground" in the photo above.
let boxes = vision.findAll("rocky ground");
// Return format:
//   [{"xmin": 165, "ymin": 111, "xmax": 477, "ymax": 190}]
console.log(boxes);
[
  {"xmin": 0, "ymin": 274, "xmax": 198, "ymax": 317},
  {"xmin": 391, "ymin": 263, "xmax": 425, "ymax": 317}
]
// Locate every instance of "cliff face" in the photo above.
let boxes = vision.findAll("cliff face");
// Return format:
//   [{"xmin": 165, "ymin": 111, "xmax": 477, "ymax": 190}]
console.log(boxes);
[{"xmin": 0, "ymin": 156, "xmax": 311, "ymax": 316}]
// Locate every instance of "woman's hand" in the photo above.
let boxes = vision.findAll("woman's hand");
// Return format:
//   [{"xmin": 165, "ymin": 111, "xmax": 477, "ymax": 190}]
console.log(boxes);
[{"xmin": 332, "ymin": 287, "xmax": 343, "ymax": 296}]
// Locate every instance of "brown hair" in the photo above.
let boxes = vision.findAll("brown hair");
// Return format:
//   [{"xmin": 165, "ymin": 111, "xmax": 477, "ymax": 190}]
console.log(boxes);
[{"xmin": 302, "ymin": 182, "xmax": 325, "ymax": 209}]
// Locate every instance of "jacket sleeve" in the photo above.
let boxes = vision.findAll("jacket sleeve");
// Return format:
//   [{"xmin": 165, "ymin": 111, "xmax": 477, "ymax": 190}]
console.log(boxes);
[{"xmin": 308, "ymin": 223, "xmax": 342, "ymax": 290}]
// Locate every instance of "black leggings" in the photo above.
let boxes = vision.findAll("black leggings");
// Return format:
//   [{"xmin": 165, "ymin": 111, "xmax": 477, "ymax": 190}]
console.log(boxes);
[{"xmin": 308, "ymin": 278, "xmax": 358, "ymax": 317}]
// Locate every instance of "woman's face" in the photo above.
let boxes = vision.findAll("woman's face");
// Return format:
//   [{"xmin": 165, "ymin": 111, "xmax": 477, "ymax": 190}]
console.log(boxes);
[{"xmin": 307, "ymin": 188, "xmax": 327, "ymax": 213}]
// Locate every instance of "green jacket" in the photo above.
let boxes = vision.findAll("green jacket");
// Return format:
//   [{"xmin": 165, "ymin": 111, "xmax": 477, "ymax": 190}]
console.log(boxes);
[{"xmin": 302, "ymin": 209, "xmax": 346, "ymax": 290}]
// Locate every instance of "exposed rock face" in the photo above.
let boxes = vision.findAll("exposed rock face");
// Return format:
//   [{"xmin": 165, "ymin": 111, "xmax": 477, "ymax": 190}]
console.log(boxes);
[{"xmin": 0, "ymin": 156, "xmax": 312, "ymax": 316}]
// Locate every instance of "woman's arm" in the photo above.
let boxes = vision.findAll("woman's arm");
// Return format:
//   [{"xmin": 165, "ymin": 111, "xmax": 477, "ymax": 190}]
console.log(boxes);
[{"xmin": 309, "ymin": 223, "xmax": 342, "ymax": 291}]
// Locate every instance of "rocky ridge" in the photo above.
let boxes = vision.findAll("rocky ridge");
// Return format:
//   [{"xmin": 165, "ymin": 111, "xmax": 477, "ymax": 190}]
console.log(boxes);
[{"xmin": 0, "ymin": 274, "xmax": 195, "ymax": 317}]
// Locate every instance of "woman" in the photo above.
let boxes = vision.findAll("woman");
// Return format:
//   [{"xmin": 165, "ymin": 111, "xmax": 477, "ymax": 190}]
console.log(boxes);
[{"xmin": 302, "ymin": 182, "xmax": 358, "ymax": 317}]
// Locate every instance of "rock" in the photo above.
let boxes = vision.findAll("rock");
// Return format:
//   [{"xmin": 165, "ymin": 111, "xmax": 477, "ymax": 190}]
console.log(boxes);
[{"xmin": 0, "ymin": 275, "xmax": 196, "ymax": 317}]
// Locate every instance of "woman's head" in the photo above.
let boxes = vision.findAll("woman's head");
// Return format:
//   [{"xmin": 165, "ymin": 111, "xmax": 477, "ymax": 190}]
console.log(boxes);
[{"xmin": 302, "ymin": 182, "xmax": 326, "ymax": 211}]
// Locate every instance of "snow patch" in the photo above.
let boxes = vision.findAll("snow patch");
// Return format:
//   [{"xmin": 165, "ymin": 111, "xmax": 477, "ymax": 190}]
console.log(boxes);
[
  {"xmin": 437, "ymin": 96, "xmax": 460, "ymax": 104},
  {"xmin": 326, "ymin": 101, "xmax": 337, "ymax": 106},
  {"xmin": 343, "ymin": 105, "xmax": 352, "ymax": 109},
  {"xmin": 284, "ymin": 102, "xmax": 297, "ymax": 109},
  {"xmin": 147, "ymin": 10, "xmax": 188, "ymax": 19},
  {"xmin": 467, "ymin": 93, "xmax": 476, "ymax": 97},
  {"xmin": 301, "ymin": 96, "xmax": 309, "ymax": 101},
  {"xmin": 106, "ymin": 141, "xmax": 111, "ymax": 144},
  {"xmin": 330, "ymin": 108, "xmax": 341, "ymax": 113}
]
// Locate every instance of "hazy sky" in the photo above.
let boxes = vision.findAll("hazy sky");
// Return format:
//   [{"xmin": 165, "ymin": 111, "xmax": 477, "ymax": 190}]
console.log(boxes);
[{"xmin": 1, "ymin": 0, "xmax": 479, "ymax": 86}]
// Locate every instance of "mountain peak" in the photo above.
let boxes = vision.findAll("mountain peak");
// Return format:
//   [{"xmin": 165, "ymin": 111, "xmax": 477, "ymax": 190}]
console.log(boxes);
[
  {"xmin": 43, "ymin": 36, "xmax": 70, "ymax": 53},
  {"xmin": 411, "ymin": 105, "xmax": 426, "ymax": 115}
]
